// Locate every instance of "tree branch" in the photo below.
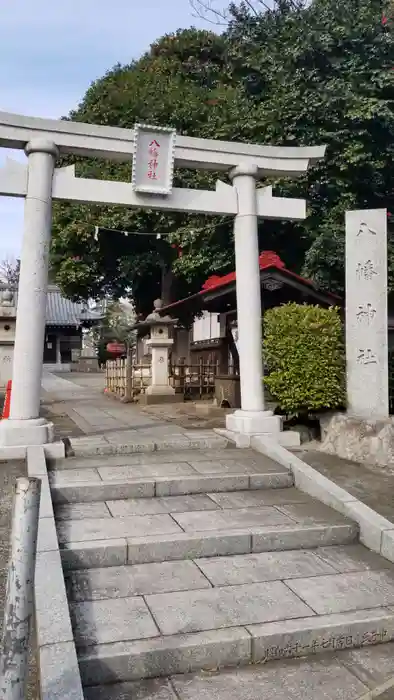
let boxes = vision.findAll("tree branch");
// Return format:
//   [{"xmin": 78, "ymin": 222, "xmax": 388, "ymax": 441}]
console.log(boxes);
[
  {"xmin": 189, "ymin": 0, "xmax": 229, "ymax": 25},
  {"xmin": 0, "ymin": 257, "xmax": 20, "ymax": 286},
  {"xmin": 189, "ymin": 0, "xmax": 306, "ymax": 25}
]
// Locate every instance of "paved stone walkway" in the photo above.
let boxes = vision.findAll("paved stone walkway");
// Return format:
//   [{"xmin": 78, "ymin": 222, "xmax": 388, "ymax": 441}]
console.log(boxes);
[
  {"xmin": 40, "ymin": 373, "xmax": 394, "ymax": 698},
  {"xmin": 49, "ymin": 443, "xmax": 394, "ymax": 698},
  {"xmin": 41, "ymin": 371, "xmax": 235, "ymax": 432},
  {"xmin": 42, "ymin": 372, "xmax": 199, "ymax": 435},
  {"xmin": 296, "ymin": 449, "xmax": 394, "ymax": 525},
  {"xmin": 82, "ymin": 650, "xmax": 394, "ymax": 700},
  {"xmin": 42, "ymin": 372, "xmax": 394, "ymax": 527}
]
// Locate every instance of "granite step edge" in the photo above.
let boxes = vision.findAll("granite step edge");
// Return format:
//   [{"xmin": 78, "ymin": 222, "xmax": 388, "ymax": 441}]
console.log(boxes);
[
  {"xmin": 50, "ymin": 472, "xmax": 294, "ymax": 504},
  {"xmin": 48, "ymin": 448, "xmax": 278, "ymax": 472},
  {"xmin": 77, "ymin": 608, "xmax": 394, "ymax": 685},
  {"xmin": 62, "ymin": 434, "xmax": 230, "ymax": 459},
  {"xmin": 60, "ymin": 523, "xmax": 359, "ymax": 570}
]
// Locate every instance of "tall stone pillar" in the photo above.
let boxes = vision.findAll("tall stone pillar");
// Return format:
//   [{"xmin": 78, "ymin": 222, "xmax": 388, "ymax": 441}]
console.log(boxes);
[
  {"xmin": 225, "ymin": 163, "xmax": 281, "ymax": 436},
  {"xmin": 345, "ymin": 209, "xmax": 388, "ymax": 419},
  {"xmin": 0, "ymin": 139, "xmax": 58, "ymax": 447}
]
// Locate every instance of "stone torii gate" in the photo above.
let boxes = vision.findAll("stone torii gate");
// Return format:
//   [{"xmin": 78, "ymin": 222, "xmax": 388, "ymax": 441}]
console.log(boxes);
[{"xmin": 0, "ymin": 112, "xmax": 325, "ymax": 450}]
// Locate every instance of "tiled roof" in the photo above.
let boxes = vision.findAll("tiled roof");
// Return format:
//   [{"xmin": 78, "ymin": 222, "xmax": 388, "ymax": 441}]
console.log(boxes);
[
  {"xmin": 0, "ymin": 284, "xmax": 102, "ymax": 327},
  {"xmin": 45, "ymin": 286, "xmax": 101, "ymax": 326}
]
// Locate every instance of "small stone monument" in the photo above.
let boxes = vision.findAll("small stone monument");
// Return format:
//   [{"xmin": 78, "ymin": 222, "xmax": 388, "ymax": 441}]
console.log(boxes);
[
  {"xmin": 0, "ymin": 288, "xmax": 16, "ymax": 388},
  {"xmin": 137, "ymin": 299, "xmax": 182, "ymax": 404},
  {"xmin": 77, "ymin": 331, "xmax": 99, "ymax": 372}
]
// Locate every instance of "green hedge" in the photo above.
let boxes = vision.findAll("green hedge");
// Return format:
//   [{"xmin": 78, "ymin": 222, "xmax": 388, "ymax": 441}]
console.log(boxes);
[{"xmin": 263, "ymin": 303, "xmax": 346, "ymax": 415}]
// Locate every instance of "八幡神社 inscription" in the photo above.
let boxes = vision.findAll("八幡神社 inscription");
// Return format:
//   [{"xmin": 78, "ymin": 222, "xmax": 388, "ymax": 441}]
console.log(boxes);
[
  {"xmin": 147, "ymin": 139, "xmax": 160, "ymax": 181},
  {"xmin": 356, "ymin": 303, "xmax": 376, "ymax": 323},
  {"xmin": 356, "ymin": 260, "xmax": 378, "ymax": 281},
  {"xmin": 357, "ymin": 222, "xmax": 377, "ymax": 236},
  {"xmin": 357, "ymin": 348, "xmax": 378, "ymax": 365},
  {"xmin": 132, "ymin": 123, "xmax": 176, "ymax": 195},
  {"xmin": 345, "ymin": 209, "xmax": 388, "ymax": 418}
]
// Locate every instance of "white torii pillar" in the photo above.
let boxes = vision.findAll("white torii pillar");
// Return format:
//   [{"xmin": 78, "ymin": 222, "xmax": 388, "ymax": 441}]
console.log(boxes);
[
  {"xmin": 225, "ymin": 164, "xmax": 281, "ymax": 436},
  {"xmin": 0, "ymin": 139, "xmax": 58, "ymax": 447}
]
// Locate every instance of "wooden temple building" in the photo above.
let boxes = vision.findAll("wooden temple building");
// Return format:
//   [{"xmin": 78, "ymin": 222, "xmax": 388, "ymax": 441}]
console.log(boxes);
[{"xmin": 155, "ymin": 251, "xmax": 341, "ymax": 375}]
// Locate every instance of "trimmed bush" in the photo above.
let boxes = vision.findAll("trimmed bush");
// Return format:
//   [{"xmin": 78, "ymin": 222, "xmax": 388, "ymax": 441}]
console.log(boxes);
[{"xmin": 263, "ymin": 303, "xmax": 345, "ymax": 415}]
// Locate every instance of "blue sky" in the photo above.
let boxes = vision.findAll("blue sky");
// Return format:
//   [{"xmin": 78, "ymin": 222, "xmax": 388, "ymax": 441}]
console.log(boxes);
[{"xmin": 0, "ymin": 0, "xmax": 207, "ymax": 262}]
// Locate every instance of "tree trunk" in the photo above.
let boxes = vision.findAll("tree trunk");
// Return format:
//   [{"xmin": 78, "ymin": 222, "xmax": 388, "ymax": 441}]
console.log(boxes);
[
  {"xmin": 225, "ymin": 317, "xmax": 240, "ymax": 374},
  {"xmin": 161, "ymin": 267, "xmax": 174, "ymax": 306}
]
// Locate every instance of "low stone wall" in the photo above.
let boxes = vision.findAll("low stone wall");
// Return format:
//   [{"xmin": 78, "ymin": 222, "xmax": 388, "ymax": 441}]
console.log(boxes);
[
  {"xmin": 74, "ymin": 356, "xmax": 100, "ymax": 372},
  {"xmin": 27, "ymin": 446, "xmax": 84, "ymax": 700},
  {"xmin": 320, "ymin": 412, "xmax": 394, "ymax": 470}
]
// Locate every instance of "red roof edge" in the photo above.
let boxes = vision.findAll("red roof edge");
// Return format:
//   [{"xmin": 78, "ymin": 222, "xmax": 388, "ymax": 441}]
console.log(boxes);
[{"xmin": 202, "ymin": 251, "xmax": 285, "ymax": 291}]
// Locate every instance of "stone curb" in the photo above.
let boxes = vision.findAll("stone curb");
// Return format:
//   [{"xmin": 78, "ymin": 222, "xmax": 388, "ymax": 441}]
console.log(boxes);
[
  {"xmin": 357, "ymin": 677, "xmax": 394, "ymax": 699},
  {"xmin": 27, "ymin": 445, "xmax": 84, "ymax": 700},
  {"xmin": 0, "ymin": 438, "xmax": 65, "ymax": 461},
  {"xmin": 244, "ymin": 435, "xmax": 394, "ymax": 563}
]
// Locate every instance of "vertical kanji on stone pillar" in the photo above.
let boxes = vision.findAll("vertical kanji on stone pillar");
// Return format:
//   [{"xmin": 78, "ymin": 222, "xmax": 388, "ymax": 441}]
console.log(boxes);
[{"xmin": 345, "ymin": 209, "xmax": 388, "ymax": 419}]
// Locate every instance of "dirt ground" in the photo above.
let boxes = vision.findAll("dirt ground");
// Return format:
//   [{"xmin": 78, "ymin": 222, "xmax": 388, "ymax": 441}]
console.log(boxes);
[
  {"xmin": 139, "ymin": 401, "xmax": 231, "ymax": 429},
  {"xmin": 0, "ymin": 458, "xmax": 38, "ymax": 698},
  {"xmin": 40, "ymin": 403, "xmax": 85, "ymax": 440}
]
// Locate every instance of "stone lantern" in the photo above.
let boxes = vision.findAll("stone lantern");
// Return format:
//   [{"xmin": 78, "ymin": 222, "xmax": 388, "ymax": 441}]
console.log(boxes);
[
  {"xmin": 136, "ymin": 299, "xmax": 181, "ymax": 404},
  {"xmin": 0, "ymin": 288, "xmax": 17, "ymax": 388}
]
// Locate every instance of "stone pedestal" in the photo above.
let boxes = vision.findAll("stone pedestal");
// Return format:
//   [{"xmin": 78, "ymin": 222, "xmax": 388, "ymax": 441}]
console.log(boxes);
[
  {"xmin": 0, "ymin": 289, "xmax": 16, "ymax": 388},
  {"xmin": 134, "ymin": 300, "xmax": 183, "ymax": 405},
  {"xmin": 144, "ymin": 332, "xmax": 178, "ymax": 403},
  {"xmin": 226, "ymin": 409, "xmax": 283, "ymax": 436}
]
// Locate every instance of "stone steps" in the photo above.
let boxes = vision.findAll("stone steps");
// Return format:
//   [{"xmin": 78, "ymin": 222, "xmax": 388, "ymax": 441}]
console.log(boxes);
[
  {"xmin": 48, "ymin": 447, "xmax": 295, "ymax": 503},
  {"xmin": 50, "ymin": 471, "xmax": 294, "ymax": 503},
  {"xmin": 67, "ymin": 543, "xmax": 394, "ymax": 686},
  {"xmin": 50, "ymin": 446, "xmax": 270, "ymax": 471},
  {"xmin": 53, "ymin": 430, "xmax": 229, "ymax": 460},
  {"xmin": 60, "ymin": 523, "xmax": 359, "ymax": 570},
  {"xmin": 77, "ymin": 607, "xmax": 394, "ymax": 687},
  {"xmin": 48, "ymin": 445, "xmax": 394, "ymax": 693},
  {"xmin": 81, "ymin": 646, "xmax": 394, "ymax": 700}
]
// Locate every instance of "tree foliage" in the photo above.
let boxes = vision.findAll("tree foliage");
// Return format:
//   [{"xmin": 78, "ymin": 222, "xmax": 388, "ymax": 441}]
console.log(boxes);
[
  {"xmin": 51, "ymin": 29, "xmax": 254, "ymax": 315},
  {"xmin": 226, "ymin": 0, "xmax": 394, "ymax": 294},
  {"xmin": 264, "ymin": 303, "xmax": 346, "ymax": 414},
  {"xmin": 92, "ymin": 299, "xmax": 137, "ymax": 364},
  {"xmin": 51, "ymin": 0, "xmax": 394, "ymax": 311},
  {"xmin": 190, "ymin": 0, "xmax": 305, "ymax": 26},
  {"xmin": 0, "ymin": 257, "xmax": 20, "ymax": 286}
]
